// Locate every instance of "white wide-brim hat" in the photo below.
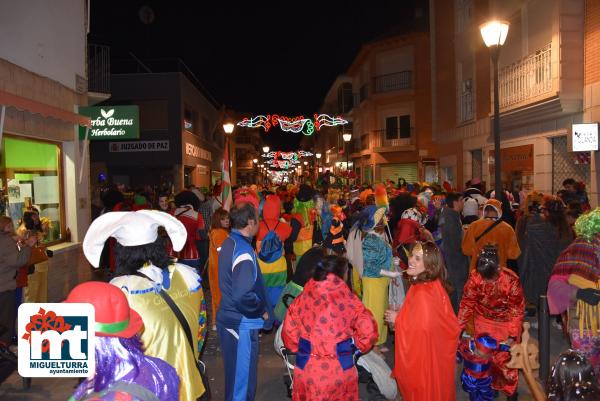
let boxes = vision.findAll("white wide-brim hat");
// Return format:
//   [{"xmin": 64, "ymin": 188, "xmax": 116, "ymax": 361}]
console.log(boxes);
[{"xmin": 83, "ymin": 210, "xmax": 187, "ymax": 268}]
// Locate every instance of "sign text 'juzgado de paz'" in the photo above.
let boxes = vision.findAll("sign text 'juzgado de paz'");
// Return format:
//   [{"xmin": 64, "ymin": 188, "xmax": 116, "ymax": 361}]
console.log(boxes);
[
  {"xmin": 79, "ymin": 106, "xmax": 140, "ymax": 140},
  {"xmin": 18, "ymin": 303, "xmax": 95, "ymax": 377}
]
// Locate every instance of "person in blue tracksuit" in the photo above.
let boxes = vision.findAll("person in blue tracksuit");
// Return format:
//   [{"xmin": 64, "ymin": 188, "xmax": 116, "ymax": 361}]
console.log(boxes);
[{"xmin": 217, "ymin": 202, "xmax": 274, "ymax": 401}]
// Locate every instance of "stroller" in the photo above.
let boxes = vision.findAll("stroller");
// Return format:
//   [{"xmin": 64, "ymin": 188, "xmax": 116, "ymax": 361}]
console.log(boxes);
[
  {"xmin": 274, "ymin": 324, "xmax": 295, "ymax": 397},
  {"xmin": 274, "ymin": 322, "xmax": 397, "ymax": 400}
]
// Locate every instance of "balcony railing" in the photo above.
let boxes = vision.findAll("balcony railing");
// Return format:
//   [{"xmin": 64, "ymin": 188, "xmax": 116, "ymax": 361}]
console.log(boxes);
[
  {"xmin": 374, "ymin": 71, "xmax": 412, "ymax": 93},
  {"xmin": 460, "ymin": 91, "xmax": 473, "ymax": 122},
  {"xmin": 499, "ymin": 43, "xmax": 552, "ymax": 108},
  {"xmin": 373, "ymin": 129, "xmax": 414, "ymax": 148},
  {"xmin": 88, "ymin": 44, "xmax": 110, "ymax": 93}
]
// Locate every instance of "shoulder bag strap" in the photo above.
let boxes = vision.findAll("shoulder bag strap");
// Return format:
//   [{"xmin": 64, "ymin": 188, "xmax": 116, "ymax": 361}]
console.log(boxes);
[
  {"xmin": 134, "ymin": 272, "xmax": 196, "ymax": 357},
  {"xmin": 474, "ymin": 219, "xmax": 503, "ymax": 243}
]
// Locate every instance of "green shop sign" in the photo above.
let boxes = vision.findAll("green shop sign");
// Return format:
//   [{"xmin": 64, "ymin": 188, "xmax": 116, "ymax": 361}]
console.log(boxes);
[{"xmin": 79, "ymin": 105, "xmax": 139, "ymax": 140}]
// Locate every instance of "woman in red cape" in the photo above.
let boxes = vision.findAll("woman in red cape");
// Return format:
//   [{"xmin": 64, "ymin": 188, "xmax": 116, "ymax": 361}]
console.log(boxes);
[{"xmin": 385, "ymin": 241, "xmax": 460, "ymax": 401}]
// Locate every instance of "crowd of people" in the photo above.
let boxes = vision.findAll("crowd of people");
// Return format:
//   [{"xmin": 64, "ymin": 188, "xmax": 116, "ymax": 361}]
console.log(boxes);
[{"xmin": 2, "ymin": 173, "xmax": 600, "ymax": 401}]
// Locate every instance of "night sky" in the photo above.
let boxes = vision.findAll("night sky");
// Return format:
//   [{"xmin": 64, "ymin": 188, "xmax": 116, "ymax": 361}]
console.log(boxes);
[{"xmin": 90, "ymin": 0, "xmax": 428, "ymax": 150}]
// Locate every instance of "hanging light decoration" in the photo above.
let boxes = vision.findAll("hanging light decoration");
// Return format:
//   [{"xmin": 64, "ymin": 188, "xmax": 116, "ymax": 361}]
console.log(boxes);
[{"xmin": 237, "ymin": 114, "xmax": 348, "ymax": 136}]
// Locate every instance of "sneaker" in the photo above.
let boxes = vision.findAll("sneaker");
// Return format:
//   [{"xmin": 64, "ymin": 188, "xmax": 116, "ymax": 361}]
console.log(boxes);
[{"xmin": 552, "ymin": 321, "xmax": 563, "ymax": 331}]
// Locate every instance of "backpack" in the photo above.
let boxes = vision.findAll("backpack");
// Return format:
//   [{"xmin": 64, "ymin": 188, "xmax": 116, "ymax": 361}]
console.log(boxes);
[{"xmin": 258, "ymin": 221, "xmax": 283, "ymax": 263}]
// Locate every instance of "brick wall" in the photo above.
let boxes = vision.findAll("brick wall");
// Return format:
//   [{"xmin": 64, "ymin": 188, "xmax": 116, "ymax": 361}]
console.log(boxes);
[{"xmin": 585, "ymin": 0, "xmax": 600, "ymax": 85}]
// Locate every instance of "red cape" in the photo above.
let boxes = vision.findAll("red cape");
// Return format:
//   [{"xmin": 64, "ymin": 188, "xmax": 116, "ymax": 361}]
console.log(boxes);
[{"xmin": 393, "ymin": 279, "xmax": 460, "ymax": 401}]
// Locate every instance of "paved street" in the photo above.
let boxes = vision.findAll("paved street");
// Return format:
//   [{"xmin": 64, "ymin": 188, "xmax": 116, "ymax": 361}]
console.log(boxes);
[{"xmin": 0, "ymin": 246, "xmax": 569, "ymax": 401}]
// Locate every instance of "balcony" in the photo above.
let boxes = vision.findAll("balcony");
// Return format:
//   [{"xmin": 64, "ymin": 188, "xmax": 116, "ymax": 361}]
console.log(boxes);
[
  {"xmin": 499, "ymin": 43, "xmax": 552, "ymax": 109},
  {"xmin": 88, "ymin": 44, "xmax": 110, "ymax": 93},
  {"xmin": 372, "ymin": 129, "xmax": 415, "ymax": 152},
  {"xmin": 374, "ymin": 71, "xmax": 412, "ymax": 93},
  {"xmin": 87, "ymin": 44, "xmax": 111, "ymax": 104}
]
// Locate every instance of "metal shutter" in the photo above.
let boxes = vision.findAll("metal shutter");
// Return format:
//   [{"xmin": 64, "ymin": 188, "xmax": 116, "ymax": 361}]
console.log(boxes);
[{"xmin": 380, "ymin": 164, "xmax": 418, "ymax": 184}]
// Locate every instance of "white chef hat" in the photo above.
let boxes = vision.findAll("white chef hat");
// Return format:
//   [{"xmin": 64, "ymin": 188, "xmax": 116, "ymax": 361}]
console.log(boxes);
[{"xmin": 83, "ymin": 210, "xmax": 187, "ymax": 268}]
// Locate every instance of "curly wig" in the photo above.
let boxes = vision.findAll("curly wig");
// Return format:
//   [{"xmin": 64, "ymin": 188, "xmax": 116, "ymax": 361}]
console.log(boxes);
[{"xmin": 574, "ymin": 207, "xmax": 600, "ymax": 242}]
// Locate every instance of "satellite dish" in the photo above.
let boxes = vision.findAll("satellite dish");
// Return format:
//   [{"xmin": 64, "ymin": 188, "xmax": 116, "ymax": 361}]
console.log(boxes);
[{"xmin": 138, "ymin": 5, "xmax": 155, "ymax": 25}]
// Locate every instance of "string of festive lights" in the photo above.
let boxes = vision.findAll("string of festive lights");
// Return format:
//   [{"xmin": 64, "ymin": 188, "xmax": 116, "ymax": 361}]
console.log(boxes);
[
  {"xmin": 262, "ymin": 151, "xmax": 314, "ymax": 159},
  {"xmin": 237, "ymin": 114, "xmax": 348, "ymax": 136}
]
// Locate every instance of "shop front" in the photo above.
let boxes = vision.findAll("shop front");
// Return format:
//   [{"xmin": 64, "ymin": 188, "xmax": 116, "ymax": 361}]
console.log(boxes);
[
  {"xmin": 488, "ymin": 144, "xmax": 535, "ymax": 193},
  {"xmin": 1, "ymin": 136, "xmax": 63, "ymax": 242},
  {"xmin": 182, "ymin": 131, "xmax": 212, "ymax": 189}
]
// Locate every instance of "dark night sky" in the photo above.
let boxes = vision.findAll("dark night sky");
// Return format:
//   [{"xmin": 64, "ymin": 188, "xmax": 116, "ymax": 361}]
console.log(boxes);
[{"xmin": 90, "ymin": 0, "xmax": 428, "ymax": 150}]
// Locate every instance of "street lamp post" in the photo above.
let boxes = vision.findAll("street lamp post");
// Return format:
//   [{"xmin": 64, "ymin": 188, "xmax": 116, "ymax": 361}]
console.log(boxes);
[
  {"xmin": 343, "ymin": 133, "xmax": 352, "ymax": 183},
  {"xmin": 223, "ymin": 121, "xmax": 235, "ymax": 184},
  {"xmin": 480, "ymin": 20, "xmax": 509, "ymax": 200},
  {"xmin": 315, "ymin": 152, "xmax": 322, "ymax": 182}
]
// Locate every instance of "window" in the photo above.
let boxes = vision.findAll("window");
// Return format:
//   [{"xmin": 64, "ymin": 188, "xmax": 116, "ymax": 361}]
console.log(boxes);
[
  {"xmin": 1, "ymin": 137, "xmax": 63, "ymax": 243},
  {"xmin": 385, "ymin": 115, "xmax": 411, "ymax": 139},
  {"xmin": 460, "ymin": 79, "xmax": 473, "ymax": 122},
  {"xmin": 184, "ymin": 109, "xmax": 193, "ymax": 132}
]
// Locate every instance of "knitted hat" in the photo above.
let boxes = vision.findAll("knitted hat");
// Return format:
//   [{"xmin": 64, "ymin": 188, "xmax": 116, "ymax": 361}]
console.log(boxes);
[
  {"xmin": 463, "ymin": 197, "xmax": 480, "ymax": 217},
  {"xmin": 64, "ymin": 281, "xmax": 143, "ymax": 338}
]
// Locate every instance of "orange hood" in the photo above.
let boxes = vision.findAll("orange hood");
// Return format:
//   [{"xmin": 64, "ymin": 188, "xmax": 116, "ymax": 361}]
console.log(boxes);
[{"xmin": 263, "ymin": 194, "xmax": 282, "ymax": 221}]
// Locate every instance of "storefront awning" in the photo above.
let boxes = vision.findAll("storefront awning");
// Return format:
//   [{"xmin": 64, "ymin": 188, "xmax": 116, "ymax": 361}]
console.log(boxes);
[{"xmin": 0, "ymin": 89, "xmax": 91, "ymax": 128}]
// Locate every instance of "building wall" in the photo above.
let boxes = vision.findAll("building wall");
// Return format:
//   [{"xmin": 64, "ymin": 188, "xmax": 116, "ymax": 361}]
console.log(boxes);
[
  {"xmin": 0, "ymin": 0, "xmax": 86, "ymax": 92},
  {"xmin": 583, "ymin": 0, "xmax": 600, "ymax": 206}
]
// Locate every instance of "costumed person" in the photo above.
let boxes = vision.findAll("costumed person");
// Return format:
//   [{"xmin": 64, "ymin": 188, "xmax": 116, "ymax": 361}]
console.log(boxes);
[
  {"xmin": 462, "ymin": 196, "xmax": 481, "ymax": 228},
  {"xmin": 281, "ymin": 201, "xmax": 303, "ymax": 280},
  {"xmin": 208, "ymin": 207, "xmax": 230, "ymax": 330},
  {"xmin": 517, "ymin": 196, "xmax": 573, "ymax": 308},
  {"xmin": 172, "ymin": 190, "xmax": 204, "ymax": 272},
  {"xmin": 384, "ymin": 241, "xmax": 460, "ymax": 401},
  {"xmin": 324, "ymin": 204, "xmax": 346, "ymax": 255},
  {"xmin": 462, "ymin": 198, "xmax": 521, "ymax": 271},
  {"xmin": 82, "ymin": 210, "xmax": 208, "ymax": 401},
  {"xmin": 457, "ymin": 333, "xmax": 505, "ymax": 401},
  {"xmin": 392, "ymin": 205, "xmax": 432, "ymax": 253},
  {"xmin": 67, "ymin": 282, "xmax": 179, "ymax": 401},
  {"xmin": 547, "ymin": 350, "xmax": 600, "ymax": 400},
  {"xmin": 457, "ymin": 245, "xmax": 525, "ymax": 400},
  {"xmin": 217, "ymin": 202, "xmax": 274, "ymax": 401},
  {"xmin": 256, "ymin": 194, "xmax": 292, "ymax": 307},
  {"xmin": 292, "ymin": 184, "xmax": 316, "ymax": 260},
  {"xmin": 361, "ymin": 205, "xmax": 396, "ymax": 350},
  {"xmin": 274, "ymin": 246, "xmax": 326, "ymax": 322},
  {"xmin": 439, "ymin": 192, "xmax": 470, "ymax": 313},
  {"xmin": 547, "ymin": 207, "xmax": 600, "ymax": 378},
  {"xmin": 282, "ymin": 255, "xmax": 378, "ymax": 401}
]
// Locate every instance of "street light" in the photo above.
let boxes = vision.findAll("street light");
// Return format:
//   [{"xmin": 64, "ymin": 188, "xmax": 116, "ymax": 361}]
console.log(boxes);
[
  {"xmin": 223, "ymin": 123, "xmax": 235, "ymax": 135},
  {"xmin": 480, "ymin": 20, "xmax": 509, "ymax": 200},
  {"xmin": 253, "ymin": 158, "xmax": 258, "ymax": 164},
  {"xmin": 262, "ymin": 146, "xmax": 270, "ymax": 153},
  {"xmin": 343, "ymin": 133, "xmax": 352, "ymax": 180},
  {"xmin": 303, "ymin": 161, "xmax": 308, "ymax": 166}
]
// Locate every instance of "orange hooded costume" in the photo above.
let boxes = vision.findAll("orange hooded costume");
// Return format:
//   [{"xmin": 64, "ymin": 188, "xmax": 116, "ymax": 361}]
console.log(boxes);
[{"xmin": 462, "ymin": 199, "xmax": 521, "ymax": 271}]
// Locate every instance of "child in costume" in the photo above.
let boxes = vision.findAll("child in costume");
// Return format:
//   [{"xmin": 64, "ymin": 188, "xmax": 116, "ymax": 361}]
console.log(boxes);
[
  {"xmin": 458, "ymin": 245, "xmax": 525, "ymax": 400},
  {"xmin": 67, "ymin": 281, "xmax": 179, "ymax": 401},
  {"xmin": 256, "ymin": 194, "xmax": 292, "ymax": 307},
  {"xmin": 282, "ymin": 255, "xmax": 378, "ymax": 401},
  {"xmin": 83, "ymin": 210, "xmax": 208, "ymax": 401},
  {"xmin": 547, "ymin": 350, "xmax": 600, "ymax": 400},
  {"xmin": 324, "ymin": 204, "xmax": 346, "ymax": 255},
  {"xmin": 292, "ymin": 184, "xmax": 316, "ymax": 259},
  {"xmin": 547, "ymin": 208, "xmax": 600, "ymax": 379}
]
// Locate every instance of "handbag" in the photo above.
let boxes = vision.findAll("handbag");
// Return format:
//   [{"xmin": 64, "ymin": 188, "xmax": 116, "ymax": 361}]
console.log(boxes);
[
  {"xmin": 28, "ymin": 246, "xmax": 48, "ymax": 266},
  {"xmin": 135, "ymin": 272, "xmax": 211, "ymax": 401}
]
